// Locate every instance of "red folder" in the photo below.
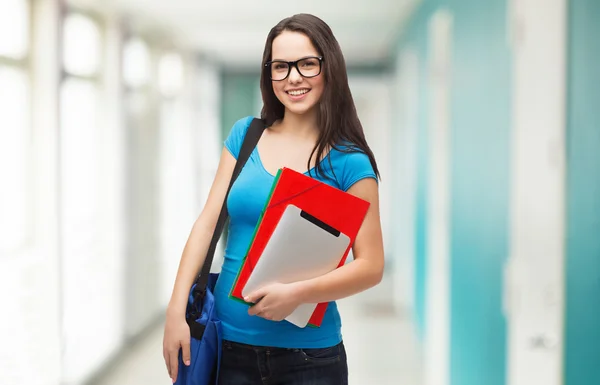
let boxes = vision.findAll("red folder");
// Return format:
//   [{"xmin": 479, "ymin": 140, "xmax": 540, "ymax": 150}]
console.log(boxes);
[{"xmin": 229, "ymin": 167, "xmax": 370, "ymax": 327}]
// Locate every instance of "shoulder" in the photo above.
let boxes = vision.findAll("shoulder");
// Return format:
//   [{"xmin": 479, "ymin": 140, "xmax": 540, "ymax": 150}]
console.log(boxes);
[
  {"xmin": 328, "ymin": 144, "xmax": 378, "ymax": 192},
  {"xmin": 224, "ymin": 116, "xmax": 256, "ymax": 159},
  {"xmin": 228, "ymin": 115, "xmax": 255, "ymax": 138}
]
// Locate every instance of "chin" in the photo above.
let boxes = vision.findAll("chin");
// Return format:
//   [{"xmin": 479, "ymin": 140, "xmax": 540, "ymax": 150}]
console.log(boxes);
[
  {"xmin": 278, "ymin": 97, "xmax": 320, "ymax": 117},
  {"xmin": 286, "ymin": 105, "xmax": 316, "ymax": 116}
]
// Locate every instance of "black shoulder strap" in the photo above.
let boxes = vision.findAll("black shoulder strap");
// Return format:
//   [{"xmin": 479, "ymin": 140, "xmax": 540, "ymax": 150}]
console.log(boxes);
[{"xmin": 194, "ymin": 118, "xmax": 266, "ymax": 294}]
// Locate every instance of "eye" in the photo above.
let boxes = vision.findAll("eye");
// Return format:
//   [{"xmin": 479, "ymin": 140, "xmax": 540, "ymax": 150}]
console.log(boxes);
[{"xmin": 301, "ymin": 60, "xmax": 317, "ymax": 68}]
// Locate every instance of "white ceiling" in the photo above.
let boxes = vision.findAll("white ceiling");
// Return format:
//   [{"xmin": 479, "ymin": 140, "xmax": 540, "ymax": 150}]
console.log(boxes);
[{"xmin": 73, "ymin": 0, "xmax": 418, "ymax": 69}]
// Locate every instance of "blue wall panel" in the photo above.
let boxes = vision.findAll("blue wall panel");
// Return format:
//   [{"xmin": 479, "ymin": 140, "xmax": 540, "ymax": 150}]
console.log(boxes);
[
  {"xmin": 448, "ymin": 1, "xmax": 510, "ymax": 384},
  {"xmin": 565, "ymin": 1, "xmax": 600, "ymax": 384},
  {"xmin": 394, "ymin": 1, "xmax": 510, "ymax": 383},
  {"xmin": 394, "ymin": 0, "xmax": 438, "ymax": 341}
]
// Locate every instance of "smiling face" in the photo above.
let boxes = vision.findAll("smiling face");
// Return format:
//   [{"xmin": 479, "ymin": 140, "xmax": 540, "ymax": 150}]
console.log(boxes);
[{"xmin": 269, "ymin": 30, "xmax": 325, "ymax": 118}]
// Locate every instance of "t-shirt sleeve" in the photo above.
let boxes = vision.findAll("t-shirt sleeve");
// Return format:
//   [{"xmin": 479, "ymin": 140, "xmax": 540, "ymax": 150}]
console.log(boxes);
[
  {"xmin": 341, "ymin": 150, "xmax": 378, "ymax": 192},
  {"xmin": 224, "ymin": 116, "xmax": 254, "ymax": 159}
]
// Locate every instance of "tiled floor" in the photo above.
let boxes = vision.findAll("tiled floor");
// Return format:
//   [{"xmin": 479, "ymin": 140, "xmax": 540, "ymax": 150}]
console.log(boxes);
[{"xmin": 91, "ymin": 274, "xmax": 423, "ymax": 385}]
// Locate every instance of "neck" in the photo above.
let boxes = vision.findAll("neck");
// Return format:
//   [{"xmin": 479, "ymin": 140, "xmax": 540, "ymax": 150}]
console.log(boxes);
[{"xmin": 278, "ymin": 108, "xmax": 319, "ymax": 139}]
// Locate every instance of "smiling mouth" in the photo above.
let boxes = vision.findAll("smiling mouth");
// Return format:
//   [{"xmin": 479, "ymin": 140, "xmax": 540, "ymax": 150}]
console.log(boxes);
[{"xmin": 286, "ymin": 89, "xmax": 310, "ymax": 96}]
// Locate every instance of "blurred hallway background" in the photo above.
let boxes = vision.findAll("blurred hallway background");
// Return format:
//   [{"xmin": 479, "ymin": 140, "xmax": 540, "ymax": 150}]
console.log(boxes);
[{"xmin": 1, "ymin": 0, "xmax": 599, "ymax": 384}]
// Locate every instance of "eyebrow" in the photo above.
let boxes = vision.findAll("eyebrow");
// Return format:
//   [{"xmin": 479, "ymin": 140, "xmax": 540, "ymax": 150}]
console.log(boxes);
[{"xmin": 270, "ymin": 55, "xmax": 320, "ymax": 62}]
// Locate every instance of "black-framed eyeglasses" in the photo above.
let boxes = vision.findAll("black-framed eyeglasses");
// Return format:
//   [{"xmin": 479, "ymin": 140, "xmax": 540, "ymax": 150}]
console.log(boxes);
[{"xmin": 264, "ymin": 56, "xmax": 323, "ymax": 81}]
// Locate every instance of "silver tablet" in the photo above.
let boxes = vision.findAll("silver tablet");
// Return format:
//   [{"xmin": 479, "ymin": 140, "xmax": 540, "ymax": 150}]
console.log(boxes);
[{"xmin": 242, "ymin": 204, "xmax": 351, "ymax": 327}]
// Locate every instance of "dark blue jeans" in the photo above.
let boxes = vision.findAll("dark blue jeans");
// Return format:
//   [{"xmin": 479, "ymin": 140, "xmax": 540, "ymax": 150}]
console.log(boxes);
[{"xmin": 217, "ymin": 340, "xmax": 348, "ymax": 385}]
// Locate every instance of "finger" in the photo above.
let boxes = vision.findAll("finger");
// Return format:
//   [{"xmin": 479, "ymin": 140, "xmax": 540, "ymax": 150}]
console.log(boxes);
[
  {"xmin": 260, "ymin": 312, "xmax": 272, "ymax": 321},
  {"xmin": 245, "ymin": 288, "xmax": 266, "ymax": 304},
  {"xmin": 249, "ymin": 300, "xmax": 267, "ymax": 316},
  {"xmin": 248, "ymin": 303, "xmax": 260, "ymax": 316},
  {"xmin": 169, "ymin": 350, "xmax": 179, "ymax": 383},
  {"xmin": 181, "ymin": 339, "xmax": 191, "ymax": 366},
  {"xmin": 163, "ymin": 348, "xmax": 171, "ymax": 378}
]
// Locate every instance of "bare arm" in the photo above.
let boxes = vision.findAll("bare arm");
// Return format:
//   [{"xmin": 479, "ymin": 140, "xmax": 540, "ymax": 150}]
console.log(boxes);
[
  {"xmin": 293, "ymin": 177, "xmax": 385, "ymax": 303},
  {"xmin": 166, "ymin": 147, "xmax": 236, "ymax": 318},
  {"xmin": 163, "ymin": 147, "xmax": 238, "ymax": 383}
]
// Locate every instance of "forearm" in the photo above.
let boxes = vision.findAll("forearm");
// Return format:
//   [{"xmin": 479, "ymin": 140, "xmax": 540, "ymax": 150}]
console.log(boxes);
[
  {"xmin": 166, "ymin": 219, "xmax": 215, "ymax": 318},
  {"xmin": 294, "ymin": 257, "xmax": 384, "ymax": 304}
]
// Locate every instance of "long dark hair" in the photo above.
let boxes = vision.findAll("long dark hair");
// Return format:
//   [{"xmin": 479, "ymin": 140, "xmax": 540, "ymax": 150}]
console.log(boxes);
[{"xmin": 259, "ymin": 13, "xmax": 380, "ymax": 180}]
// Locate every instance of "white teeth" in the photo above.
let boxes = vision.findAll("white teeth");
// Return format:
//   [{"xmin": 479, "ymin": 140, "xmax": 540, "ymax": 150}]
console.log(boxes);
[{"xmin": 288, "ymin": 89, "xmax": 309, "ymax": 96}]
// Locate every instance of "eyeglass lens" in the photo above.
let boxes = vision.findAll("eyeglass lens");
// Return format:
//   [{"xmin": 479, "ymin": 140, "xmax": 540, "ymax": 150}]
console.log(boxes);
[{"xmin": 270, "ymin": 57, "xmax": 321, "ymax": 81}]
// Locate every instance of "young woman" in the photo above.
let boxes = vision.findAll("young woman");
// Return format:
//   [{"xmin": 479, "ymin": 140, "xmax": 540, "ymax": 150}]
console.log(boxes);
[{"xmin": 163, "ymin": 13, "xmax": 385, "ymax": 385}]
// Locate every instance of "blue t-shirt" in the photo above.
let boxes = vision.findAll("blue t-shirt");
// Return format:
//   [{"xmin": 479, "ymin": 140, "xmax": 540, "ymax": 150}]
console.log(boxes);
[{"xmin": 213, "ymin": 116, "xmax": 377, "ymax": 348}]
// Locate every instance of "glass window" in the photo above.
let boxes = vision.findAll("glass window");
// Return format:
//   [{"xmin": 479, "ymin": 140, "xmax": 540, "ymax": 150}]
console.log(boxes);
[
  {"xmin": 63, "ymin": 13, "xmax": 101, "ymax": 76},
  {"xmin": 123, "ymin": 38, "xmax": 151, "ymax": 88},
  {"xmin": 60, "ymin": 78, "xmax": 100, "ymax": 380},
  {"xmin": 59, "ymin": 77, "xmax": 99, "ymax": 229},
  {"xmin": 60, "ymin": 17, "xmax": 124, "ymax": 377},
  {"xmin": 0, "ymin": 0, "xmax": 29, "ymax": 60},
  {"xmin": 0, "ymin": 66, "xmax": 30, "ymax": 253},
  {"xmin": 158, "ymin": 52, "xmax": 183, "ymax": 97}
]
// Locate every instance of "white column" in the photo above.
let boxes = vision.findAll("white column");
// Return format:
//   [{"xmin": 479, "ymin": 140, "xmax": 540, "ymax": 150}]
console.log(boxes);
[
  {"xmin": 0, "ymin": 0, "xmax": 63, "ymax": 384},
  {"xmin": 424, "ymin": 8, "xmax": 453, "ymax": 385},
  {"xmin": 30, "ymin": 0, "xmax": 62, "ymax": 382},
  {"xmin": 97, "ymin": 6, "xmax": 127, "ymax": 360},
  {"xmin": 504, "ymin": 0, "xmax": 567, "ymax": 384},
  {"xmin": 192, "ymin": 59, "xmax": 226, "ymax": 271},
  {"xmin": 393, "ymin": 48, "xmax": 419, "ymax": 314}
]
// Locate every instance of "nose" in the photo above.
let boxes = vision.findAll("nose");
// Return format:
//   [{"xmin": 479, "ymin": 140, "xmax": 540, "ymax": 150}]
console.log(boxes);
[{"xmin": 287, "ymin": 65, "xmax": 302, "ymax": 83}]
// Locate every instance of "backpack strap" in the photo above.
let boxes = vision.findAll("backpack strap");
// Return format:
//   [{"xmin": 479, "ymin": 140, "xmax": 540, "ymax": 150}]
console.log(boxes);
[{"xmin": 194, "ymin": 118, "xmax": 266, "ymax": 295}]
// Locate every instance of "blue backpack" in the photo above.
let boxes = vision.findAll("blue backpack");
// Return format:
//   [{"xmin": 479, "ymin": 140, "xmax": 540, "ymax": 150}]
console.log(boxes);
[{"xmin": 174, "ymin": 118, "xmax": 265, "ymax": 385}]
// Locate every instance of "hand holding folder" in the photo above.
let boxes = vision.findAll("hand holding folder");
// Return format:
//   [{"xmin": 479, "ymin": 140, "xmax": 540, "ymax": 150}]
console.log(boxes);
[{"xmin": 229, "ymin": 167, "xmax": 370, "ymax": 328}]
